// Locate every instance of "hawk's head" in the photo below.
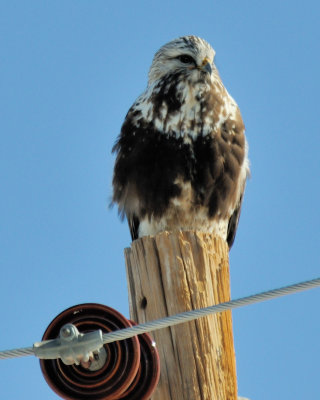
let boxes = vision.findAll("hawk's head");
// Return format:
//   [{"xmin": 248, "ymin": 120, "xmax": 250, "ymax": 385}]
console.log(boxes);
[{"xmin": 148, "ymin": 36, "xmax": 217, "ymax": 85}]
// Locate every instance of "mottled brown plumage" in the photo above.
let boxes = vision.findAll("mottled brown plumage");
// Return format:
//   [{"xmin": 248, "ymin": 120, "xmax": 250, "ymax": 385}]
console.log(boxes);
[{"xmin": 112, "ymin": 36, "xmax": 249, "ymax": 247}]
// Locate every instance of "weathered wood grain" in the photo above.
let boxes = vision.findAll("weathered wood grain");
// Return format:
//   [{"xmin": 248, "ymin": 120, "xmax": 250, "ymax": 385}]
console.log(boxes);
[{"xmin": 124, "ymin": 231, "xmax": 237, "ymax": 400}]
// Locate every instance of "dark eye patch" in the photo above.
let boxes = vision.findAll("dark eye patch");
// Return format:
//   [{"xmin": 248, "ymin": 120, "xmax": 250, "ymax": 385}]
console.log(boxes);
[{"xmin": 176, "ymin": 54, "xmax": 196, "ymax": 65}]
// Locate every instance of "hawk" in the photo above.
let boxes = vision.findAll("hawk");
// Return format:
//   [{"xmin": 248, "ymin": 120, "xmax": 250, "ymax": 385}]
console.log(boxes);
[{"xmin": 112, "ymin": 36, "xmax": 249, "ymax": 247}]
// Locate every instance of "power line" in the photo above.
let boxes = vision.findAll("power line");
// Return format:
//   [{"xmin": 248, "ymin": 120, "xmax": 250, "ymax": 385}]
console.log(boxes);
[
  {"xmin": 101, "ymin": 277, "xmax": 320, "ymax": 343},
  {"xmin": 1, "ymin": 277, "xmax": 319, "ymax": 361}
]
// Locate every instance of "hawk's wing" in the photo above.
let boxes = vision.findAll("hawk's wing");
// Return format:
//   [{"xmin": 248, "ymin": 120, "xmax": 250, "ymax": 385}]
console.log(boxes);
[
  {"xmin": 226, "ymin": 193, "xmax": 244, "ymax": 248},
  {"xmin": 127, "ymin": 214, "xmax": 139, "ymax": 241}
]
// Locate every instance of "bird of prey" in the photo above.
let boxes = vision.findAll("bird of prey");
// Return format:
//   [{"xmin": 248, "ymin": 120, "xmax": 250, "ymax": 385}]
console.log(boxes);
[{"xmin": 112, "ymin": 36, "xmax": 249, "ymax": 247}]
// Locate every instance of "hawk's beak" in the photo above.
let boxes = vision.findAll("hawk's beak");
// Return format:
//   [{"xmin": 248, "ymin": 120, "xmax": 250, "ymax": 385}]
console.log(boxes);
[{"xmin": 200, "ymin": 58, "xmax": 212, "ymax": 75}]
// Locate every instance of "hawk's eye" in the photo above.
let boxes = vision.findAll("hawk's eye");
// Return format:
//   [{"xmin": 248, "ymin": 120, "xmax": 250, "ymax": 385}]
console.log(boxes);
[{"xmin": 177, "ymin": 54, "xmax": 195, "ymax": 65}]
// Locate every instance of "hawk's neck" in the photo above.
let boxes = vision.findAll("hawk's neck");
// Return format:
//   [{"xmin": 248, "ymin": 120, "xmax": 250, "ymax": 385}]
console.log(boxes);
[{"xmin": 130, "ymin": 74, "xmax": 237, "ymax": 141}]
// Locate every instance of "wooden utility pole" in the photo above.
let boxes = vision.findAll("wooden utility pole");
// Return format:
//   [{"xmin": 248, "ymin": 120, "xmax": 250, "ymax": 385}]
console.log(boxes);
[{"xmin": 124, "ymin": 231, "xmax": 237, "ymax": 400}]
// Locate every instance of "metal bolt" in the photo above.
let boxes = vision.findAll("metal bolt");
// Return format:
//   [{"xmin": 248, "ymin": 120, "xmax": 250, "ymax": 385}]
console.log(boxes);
[
  {"xmin": 60, "ymin": 324, "xmax": 78, "ymax": 341},
  {"xmin": 87, "ymin": 347, "xmax": 107, "ymax": 371},
  {"xmin": 61, "ymin": 327, "xmax": 71, "ymax": 338}
]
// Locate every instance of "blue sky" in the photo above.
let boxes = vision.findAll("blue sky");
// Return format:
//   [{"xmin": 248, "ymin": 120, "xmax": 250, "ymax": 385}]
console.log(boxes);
[{"xmin": 1, "ymin": 1, "xmax": 320, "ymax": 399}]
